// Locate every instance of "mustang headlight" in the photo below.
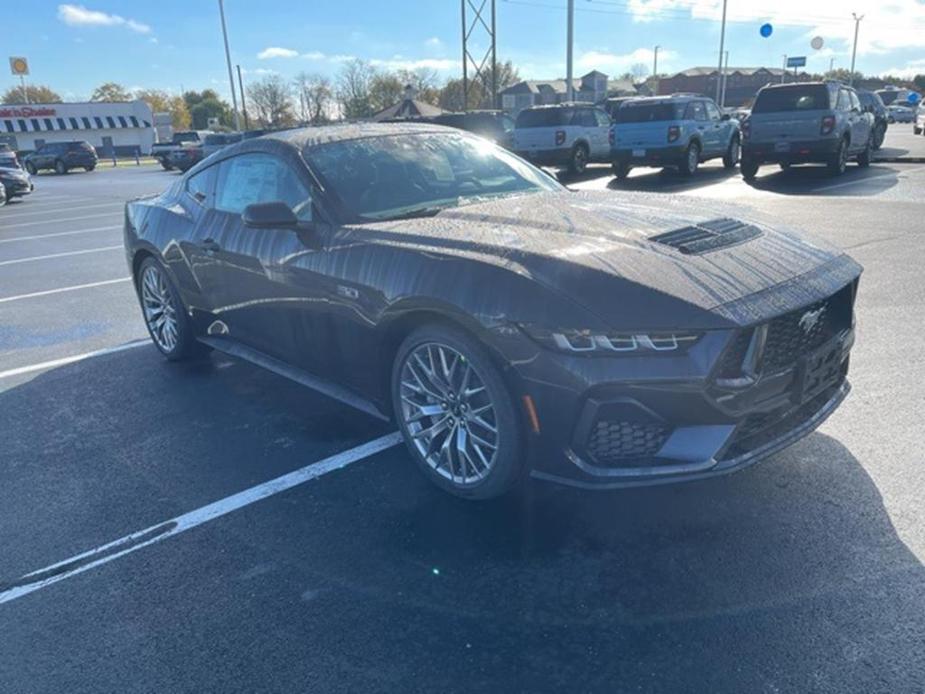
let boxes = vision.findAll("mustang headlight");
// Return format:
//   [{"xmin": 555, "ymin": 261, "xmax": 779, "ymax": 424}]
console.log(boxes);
[{"xmin": 520, "ymin": 325, "xmax": 701, "ymax": 355}]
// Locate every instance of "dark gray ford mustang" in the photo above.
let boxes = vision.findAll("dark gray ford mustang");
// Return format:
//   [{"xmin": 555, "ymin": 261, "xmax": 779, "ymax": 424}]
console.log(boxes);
[{"xmin": 124, "ymin": 123, "xmax": 861, "ymax": 498}]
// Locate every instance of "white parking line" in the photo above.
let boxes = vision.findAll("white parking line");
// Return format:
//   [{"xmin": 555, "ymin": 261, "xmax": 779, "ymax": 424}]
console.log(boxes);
[
  {"xmin": 0, "ymin": 340, "xmax": 149, "ymax": 380},
  {"xmin": 0, "ymin": 432, "xmax": 402, "ymax": 605},
  {"xmin": 0, "ymin": 277, "xmax": 131, "ymax": 304},
  {"xmin": 1, "ymin": 212, "xmax": 120, "ymax": 230},
  {"xmin": 0, "ymin": 245, "xmax": 122, "ymax": 267},
  {"xmin": 0, "ymin": 225, "xmax": 121, "ymax": 244},
  {"xmin": 812, "ymin": 171, "xmax": 893, "ymax": 193},
  {"xmin": 0, "ymin": 201, "xmax": 123, "ymax": 220}
]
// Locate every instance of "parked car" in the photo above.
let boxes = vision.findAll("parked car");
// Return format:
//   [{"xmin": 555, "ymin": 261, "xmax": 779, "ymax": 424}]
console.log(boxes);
[
  {"xmin": 740, "ymin": 82, "xmax": 874, "ymax": 180},
  {"xmin": 151, "ymin": 130, "xmax": 212, "ymax": 170},
  {"xmin": 886, "ymin": 104, "xmax": 914, "ymax": 124},
  {"xmin": 512, "ymin": 104, "xmax": 612, "ymax": 173},
  {"xmin": 201, "ymin": 132, "xmax": 244, "ymax": 158},
  {"xmin": 167, "ymin": 145, "xmax": 206, "ymax": 173},
  {"xmin": 915, "ymin": 106, "xmax": 925, "ymax": 135},
  {"xmin": 610, "ymin": 95, "xmax": 740, "ymax": 179},
  {"xmin": 22, "ymin": 141, "xmax": 98, "ymax": 175},
  {"xmin": 125, "ymin": 123, "xmax": 861, "ymax": 499},
  {"xmin": 426, "ymin": 111, "xmax": 515, "ymax": 148},
  {"xmin": 856, "ymin": 90, "xmax": 888, "ymax": 149},
  {"xmin": 0, "ymin": 155, "xmax": 33, "ymax": 200}
]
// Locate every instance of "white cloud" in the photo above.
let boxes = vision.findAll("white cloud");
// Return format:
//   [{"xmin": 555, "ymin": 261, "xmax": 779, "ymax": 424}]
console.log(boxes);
[
  {"xmin": 242, "ymin": 67, "xmax": 278, "ymax": 76},
  {"xmin": 57, "ymin": 4, "xmax": 151, "ymax": 34},
  {"xmin": 425, "ymin": 37, "xmax": 443, "ymax": 48},
  {"xmin": 257, "ymin": 46, "xmax": 299, "ymax": 59},
  {"xmin": 623, "ymin": 0, "xmax": 925, "ymax": 54},
  {"xmin": 578, "ymin": 48, "xmax": 676, "ymax": 75},
  {"xmin": 302, "ymin": 51, "xmax": 327, "ymax": 61},
  {"xmin": 881, "ymin": 58, "xmax": 925, "ymax": 79},
  {"xmin": 369, "ymin": 57, "xmax": 459, "ymax": 71}
]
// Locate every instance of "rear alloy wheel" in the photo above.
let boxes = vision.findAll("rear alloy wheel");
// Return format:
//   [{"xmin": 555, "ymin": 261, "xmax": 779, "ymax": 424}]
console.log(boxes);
[
  {"xmin": 569, "ymin": 144, "xmax": 588, "ymax": 174},
  {"xmin": 828, "ymin": 138, "xmax": 849, "ymax": 176},
  {"xmin": 54, "ymin": 159, "xmax": 67, "ymax": 175},
  {"xmin": 612, "ymin": 160, "xmax": 632, "ymax": 180},
  {"xmin": 740, "ymin": 157, "xmax": 759, "ymax": 181},
  {"xmin": 722, "ymin": 136, "xmax": 740, "ymax": 170},
  {"xmin": 25, "ymin": 161, "xmax": 37, "ymax": 175},
  {"xmin": 873, "ymin": 123, "xmax": 886, "ymax": 149},
  {"xmin": 680, "ymin": 142, "xmax": 700, "ymax": 176},
  {"xmin": 393, "ymin": 325, "xmax": 524, "ymax": 499},
  {"xmin": 137, "ymin": 257, "xmax": 206, "ymax": 361}
]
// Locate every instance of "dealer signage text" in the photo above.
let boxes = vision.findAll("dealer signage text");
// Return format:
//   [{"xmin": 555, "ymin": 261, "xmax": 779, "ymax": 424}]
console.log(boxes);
[{"xmin": 0, "ymin": 107, "xmax": 57, "ymax": 118}]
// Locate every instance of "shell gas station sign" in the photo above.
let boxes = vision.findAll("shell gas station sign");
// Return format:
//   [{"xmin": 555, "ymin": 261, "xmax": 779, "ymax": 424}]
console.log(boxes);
[{"xmin": 9, "ymin": 56, "xmax": 30, "ymax": 76}]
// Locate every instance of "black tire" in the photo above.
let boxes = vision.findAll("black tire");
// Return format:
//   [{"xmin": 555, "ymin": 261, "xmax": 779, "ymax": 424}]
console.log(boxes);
[
  {"xmin": 392, "ymin": 323, "xmax": 526, "ymax": 500},
  {"xmin": 779, "ymin": 162, "xmax": 791, "ymax": 171},
  {"xmin": 740, "ymin": 157, "xmax": 759, "ymax": 181},
  {"xmin": 160, "ymin": 160, "xmax": 174, "ymax": 171},
  {"xmin": 857, "ymin": 136, "xmax": 872, "ymax": 168},
  {"xmin": 85, "ymin": 165, "xmax": 95, "ymax": 172},
  {"xmin": 568, "ymin": 143, "xmax": 589, "ymax": 174},
  {"xmin": 873, "ymin": 123, "xmax": 886, "ymax": 149},
  {"xmin": 135, "ymin": 256, "xmax": 207, "ymax": 361},
  {"xmin": 722, "ymin": 135, "xmax": 740, "ymax": 170},
  {"xmin": 611, "ymin": 160, "xmax": 631, "ymax": 180},
  {"xmin": 827, "ymin": 137, "xmax": 849, "ymax": 176},
  {"xmin": 25, "ymin": 161, "xmax": 37, "ymax": 175},
  {"xmin": 679, "ymin": 142, "xmax": 700, "ymax": 176},
  {"xmin": 54, "ymin": 159, "xmax": 67, "ymax": 175}
]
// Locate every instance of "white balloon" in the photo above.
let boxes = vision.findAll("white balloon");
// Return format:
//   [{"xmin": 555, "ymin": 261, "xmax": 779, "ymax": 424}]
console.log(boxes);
[{"xmin": 811, "ymin": 36, "xmax": 824, "ymax": 50}]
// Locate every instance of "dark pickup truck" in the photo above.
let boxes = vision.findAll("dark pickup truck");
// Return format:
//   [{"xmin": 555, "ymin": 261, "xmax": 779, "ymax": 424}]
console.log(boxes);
[{"xmin": 151, "ymin": 131, "xmax": 212, "ymax": 170}]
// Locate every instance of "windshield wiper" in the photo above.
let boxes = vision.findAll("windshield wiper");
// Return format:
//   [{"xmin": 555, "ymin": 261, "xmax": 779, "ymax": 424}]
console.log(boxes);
[{"xmin": 378, "ymin": 205, "xmax": 450, "ymax": 221}]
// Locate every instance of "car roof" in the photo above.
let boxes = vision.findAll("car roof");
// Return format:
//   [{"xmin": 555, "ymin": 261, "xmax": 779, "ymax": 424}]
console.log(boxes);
[
  {"xmin": 519, "ymin": 102, "xmax": 601, "ymax": 111},
  {"xmin": 264, "ymin": 121, "xmax": 460, "ymax": 149}
]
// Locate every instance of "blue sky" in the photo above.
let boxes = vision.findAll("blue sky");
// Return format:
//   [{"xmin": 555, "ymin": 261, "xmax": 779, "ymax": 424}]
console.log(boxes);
[{"xmin": 4, "ymin": 1, "xmax": 924, "ymax": 102}]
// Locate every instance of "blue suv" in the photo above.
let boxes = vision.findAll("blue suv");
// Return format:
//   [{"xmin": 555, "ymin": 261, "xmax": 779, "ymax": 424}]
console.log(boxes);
[{"xmin": 610, "ymin": 96, "xmax": 740, "ymax": 179}]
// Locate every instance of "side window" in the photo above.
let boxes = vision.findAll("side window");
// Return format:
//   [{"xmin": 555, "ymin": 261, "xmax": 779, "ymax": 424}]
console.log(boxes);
[
  {"xmin": 215, "ymin": 153, "xmax": 313, "ymax": 222},
  {"xmin": 849, "ymin": 92, "xmax": 861, "ymax": 111},
  {"xmin": 594, "ymin": 109, "xmax": 611, "ymax": 127},
  {"xmin": 686, "ymin": 101, "xmax": 707, "ymax": 121},
  {"xmin": 837, "ymin": 89, "xmax": 851, "ymax": 111},
  {"xmin": 186, "ymin": 164, "xmax": 217, "ymax": 206},
  {"xmin": 704, "ymin": 102, "xmax": 722, "ymax": 121}
]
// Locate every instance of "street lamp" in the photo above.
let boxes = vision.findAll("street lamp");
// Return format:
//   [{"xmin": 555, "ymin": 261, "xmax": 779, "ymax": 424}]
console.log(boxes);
[
  {"xmin": 715, "ymin": 0, "xmax": 727, "ymax": 102},
  {"xmin": 566, "ymin": 0, "xmax": 574, "ymax": 101},
  {"xmin": 218, "ymin": 0, "xmax": 241, "ymax": 131},
  {"xmin": 653, "ymin": 45, "xmax": 660, "ymax": 95}
]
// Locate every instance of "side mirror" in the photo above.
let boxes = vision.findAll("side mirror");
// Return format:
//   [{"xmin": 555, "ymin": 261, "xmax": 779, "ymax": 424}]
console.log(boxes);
[
  {"xmin": 242, "ymin": 201, "xmax": 298, "ymax": 228},
  {"xmin": 721, "ymin": 113, "xmax": 731, "ymax": 121}
]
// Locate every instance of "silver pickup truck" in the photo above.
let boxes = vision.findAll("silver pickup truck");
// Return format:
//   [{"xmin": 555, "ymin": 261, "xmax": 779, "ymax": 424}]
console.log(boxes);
[{"xmin": 741, "ymin": 81, "xmax": 874, "ymax": 180}]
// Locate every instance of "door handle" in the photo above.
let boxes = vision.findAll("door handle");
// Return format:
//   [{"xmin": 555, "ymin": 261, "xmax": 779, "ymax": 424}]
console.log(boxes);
[{"xmin": 201, "ymin": 238, "xmax": 221, "ymax": 253}]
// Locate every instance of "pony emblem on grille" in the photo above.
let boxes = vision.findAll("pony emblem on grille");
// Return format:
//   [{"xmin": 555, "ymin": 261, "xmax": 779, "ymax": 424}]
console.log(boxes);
[{"xmin": 798, "ymin": 306, "xmax": 826, "ymax": 334}]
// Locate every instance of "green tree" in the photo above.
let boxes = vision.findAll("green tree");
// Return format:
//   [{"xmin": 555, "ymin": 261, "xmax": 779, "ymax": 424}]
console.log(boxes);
[
  {"xmin": 91, "ymin": 82, "xmax": 132, "ymax": 102},
  {"xmin": 133, "ymin": 88, "xmax": 191, "ymax": 129},
  {"xmin": 1, "ymin": 84, "xmax": 62, "ymax": 104},
  {"xmin": 369, "ymin": 72, "xmax": 405, "ymax": 113},
  {"xmin": 182, "ymin": 89, "xmax": 232, "ymax": 129},
  {"xmin": 914, "ymin": 74, "xmax": 925, "ymax": 92}
]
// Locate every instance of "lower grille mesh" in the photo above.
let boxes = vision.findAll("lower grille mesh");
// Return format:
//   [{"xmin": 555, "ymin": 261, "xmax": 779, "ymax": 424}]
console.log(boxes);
[{"xmin": 586, "ymin": 419, "xmax": 668, "ymax": 466}]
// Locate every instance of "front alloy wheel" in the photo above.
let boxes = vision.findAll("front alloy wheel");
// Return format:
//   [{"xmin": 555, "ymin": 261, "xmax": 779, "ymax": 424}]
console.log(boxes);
[
  {"xmin": 394, "ymin": 325, "xmax": 524, "ymax": 499},
  {"xmin": 137, "ymin": 257, "xmax": 206, "ymax": 361},
  {"xmin": 680, "ymin": 142, "xmax": 700, "ymax": 176},
  {"xmin": 569, "ymin": 144, "xmax": 588, "ymax": 174}
]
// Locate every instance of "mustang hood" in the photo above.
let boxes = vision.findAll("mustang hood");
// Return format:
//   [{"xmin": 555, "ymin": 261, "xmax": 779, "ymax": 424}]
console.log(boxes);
[{"xmin": 360, "ymin": 190, "xmax": 861, "ymax": 329}]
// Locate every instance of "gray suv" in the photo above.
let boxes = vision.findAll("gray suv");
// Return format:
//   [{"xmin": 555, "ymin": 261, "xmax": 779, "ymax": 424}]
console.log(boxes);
[
  {"xmin": 741, "ymin": 82, "xmax": 874, "ymax": 180},
  {"xmin": 512, "ymin": 104, "xmax": 612, "ymax": 174}
]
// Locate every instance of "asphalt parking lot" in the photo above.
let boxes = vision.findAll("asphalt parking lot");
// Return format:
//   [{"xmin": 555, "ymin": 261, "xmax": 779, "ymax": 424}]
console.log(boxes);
[{"xmin": 2, "ymin": 136, "xmax": 925, "ymax": 692}]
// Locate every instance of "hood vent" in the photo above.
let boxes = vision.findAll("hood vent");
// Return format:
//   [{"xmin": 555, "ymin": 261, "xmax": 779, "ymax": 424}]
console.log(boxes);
[{"xmin": 650, "ymin": 218, "xmax": 762, "ymax": 255}]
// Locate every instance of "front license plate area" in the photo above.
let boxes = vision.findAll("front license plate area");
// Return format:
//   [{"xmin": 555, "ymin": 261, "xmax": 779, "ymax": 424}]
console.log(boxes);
[{"xmin": 796, "ymin": 341, "xmax": 843, "ymax": 403}]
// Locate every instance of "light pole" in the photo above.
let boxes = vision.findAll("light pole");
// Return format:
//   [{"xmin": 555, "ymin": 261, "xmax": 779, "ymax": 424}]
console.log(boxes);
[
  {"xmin": 781, "ymin": 55, "xmax": 788, "ymax": 83},
  {"xmin": 236, "ymin": 64, "xmax": 249, "ymax": 130},
  {"xmin": 829, "ymin": 57, "xmax": 835, "ymax": 75},
  {"xmin": 849, "ymin": 13, "xmax": 864, "ymax": 86},
  {"xmin": 719, "ymin": 50, "xmax": 729, "ymax": 107},
  {"xmin": 218, "ymin": 0, "xmax": 241, "ymax": 130},
  {"xmin": 653, "ymin": 45, "xmax": 660, "ymax": 95},
  {"xmin": 715, "ymin": 0, "xmax": 727, "ymax": 102},
  {"xmin": 566, "ymin": 0, "xmax": 574, "ymax": 102}
]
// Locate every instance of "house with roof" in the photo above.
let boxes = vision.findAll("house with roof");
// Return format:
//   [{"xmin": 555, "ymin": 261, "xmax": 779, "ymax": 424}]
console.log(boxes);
[
  {"xmin": 371, "ymin": 85, "xmax": 445, "ymax": 122},
  {"xmin": 500, "ymin": 71, "xmax": 612, "ymax": 114},
  {"xmin": 656, "ymin": 66, "xmax": 812, "ymax": 107}
]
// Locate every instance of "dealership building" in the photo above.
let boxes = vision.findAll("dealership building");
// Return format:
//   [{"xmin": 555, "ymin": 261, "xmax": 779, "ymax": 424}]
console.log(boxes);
[{"xmin": 0, "ymin": 100, "xmax": 156, "ymax": 155}]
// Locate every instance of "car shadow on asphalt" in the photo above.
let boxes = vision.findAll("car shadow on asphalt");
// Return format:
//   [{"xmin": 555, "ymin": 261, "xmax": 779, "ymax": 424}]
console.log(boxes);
[
  {"xmin": 743, "ymin": 164, "xmax": 899, "ymax": 197},
  {"xmin": 604, "ymin": 163, "xmax": 740, "ymax": 193}
]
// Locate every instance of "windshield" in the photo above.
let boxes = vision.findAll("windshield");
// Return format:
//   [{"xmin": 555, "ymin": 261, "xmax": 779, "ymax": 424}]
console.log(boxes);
[
  {"xmin": 616, "ymin": 102, "xmax": 684, "ymax": 123},
  {"xmin": 515, "ymin": 108, "xmax": 573, "ymax": 128},
  {"xmin": 307, "ymin": 132, "xmax": 562, "ymax": 223},
  {"xmin": 753, "ymin": 85, "xmax": 831, "ymax": 113}
]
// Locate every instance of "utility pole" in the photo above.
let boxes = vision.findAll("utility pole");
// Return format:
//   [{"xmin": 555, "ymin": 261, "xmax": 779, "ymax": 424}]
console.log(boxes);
[
  {"xmin": 236, "ymin": 64, "xmax": 249, "ymax": 130},
  {"xmin": 781, "ymin": 55, "xmax": 788, "ymax": 84},
  {"xmin": 20, "ymin": 75, "xmax": 29, "ymax": 104},
  {"xmin": 566, "ymin": 0, "xmax": 574, "ymax": 102},
  {"xmin": 715, "ymin": 0, "xmax": 727, "ymax": 103},
  {"xmin": 653, "ymin": 45, "xmax": 660, "ymax": 96},
  {"xmin": 461, "ymin": 0, "xmax": 497, "ymax": 111},
  {"xmin": 849, "ymin": 13, "xmax": 864, "ymax": 86},
  {"xmin": 719, "ymin": 50, "xmax": 729, "ymax": 107},
  {"xmin": 829, "ymin": 57, "xmax": 835, "ymax": 75},
  {"xmin": 218, "ymin": 0, "xmax": 241, "ymax": 130}
]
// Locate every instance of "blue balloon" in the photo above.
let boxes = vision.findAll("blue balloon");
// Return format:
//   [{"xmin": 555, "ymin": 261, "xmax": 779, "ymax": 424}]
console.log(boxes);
[
  {"xmin": 760, "ymin": 23, "xmax": 773, "ymax": 38},
  {"xmin": 907, "ymin": 92, "xmax": 920, "ymax": 105}
]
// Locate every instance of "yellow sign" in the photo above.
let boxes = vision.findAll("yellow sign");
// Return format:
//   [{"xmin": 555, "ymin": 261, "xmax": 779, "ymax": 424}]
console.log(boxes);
[{"xmin": 10, "ymin": 57, "xmax": 29, "ymax": 76}]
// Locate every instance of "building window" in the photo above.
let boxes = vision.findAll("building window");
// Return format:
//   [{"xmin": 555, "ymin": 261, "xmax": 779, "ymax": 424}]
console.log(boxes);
[
  {"xmin": 105, "ymin": 116, "xmax": 116, "ymax": 128},
  {"xmin": 44, "ymin": 118, "xmax": 54, "ymax": 130},
  {"xmin": 69, "ymin": 117, "xmax": 79, "ymax": 129},
  {"xmin": 129, "ymin": 116, "xmax": 139, "ymax": 127},
  {"xmin": 31, "ymin": 118, "xmax": 41, "ymax": 131},
  {"xmin": 94, "ymin": 117, "xmax": 104, "ymax": 128},
  {"xmin": 57, "ymin": 117, "xmax": 67, "ymax": 129},
  {"xmin": 117, "ymin": 116, "xmax": 128, "ymax": 128}
]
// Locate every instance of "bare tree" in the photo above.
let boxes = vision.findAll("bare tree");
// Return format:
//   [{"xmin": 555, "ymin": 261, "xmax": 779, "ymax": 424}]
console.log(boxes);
[
  {"xmin": 294, "ymin": 72, "xmax": 333, "ymax": 124},
  {"xmin": 336, "ymin": 59, "xmax": 375, "ymax": 119},
  {"xmin": 246, "ymin": 75, "xmax": 295, "ymax": 128},
  {"xmin": 1, "ymin": 84, "xmax": 62, "ymax": 104}
]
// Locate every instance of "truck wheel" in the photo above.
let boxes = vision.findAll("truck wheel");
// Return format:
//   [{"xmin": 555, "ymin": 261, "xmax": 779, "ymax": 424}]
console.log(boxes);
[
  {"xmin": 722, "ymin": 136, "xmax": 740, "ymax": 170},
  {"xmin": 25, "ymin": 161, "xmax": 37, "ymax": 175},
  {"xmin": 568, "ymin": 143, "xmax": 588, "ymax": 174},
  {"xmin": 679, "ymin": 142, "xmax": 700, "ymax": 176},
  {"xmin": 857, "ymin": 136, "xmax": 872, "ymax": 168},
  {"xmin": 740, "ymin": 157, "xmax": 759, "ymax": 181},
  {"xmin": 828, "ymin": 137, "xmax": 849, "ymax": 176},
  {"xmin": 54, "ymin": 160, "xmax": 67, "ymax": 175},
  {"xmin": 873, "ymin": 123, "xmax": 886, "ymax": 149},
  {"xmin": 611, "ymin": 161, "xmax": 631, "ymax": 180}
]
